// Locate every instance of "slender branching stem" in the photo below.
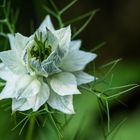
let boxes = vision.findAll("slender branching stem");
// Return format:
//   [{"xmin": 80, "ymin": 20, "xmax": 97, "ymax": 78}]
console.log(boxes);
[{"xmin": 25, "ymin": 117, "xmax": 35, "ymax": 140}]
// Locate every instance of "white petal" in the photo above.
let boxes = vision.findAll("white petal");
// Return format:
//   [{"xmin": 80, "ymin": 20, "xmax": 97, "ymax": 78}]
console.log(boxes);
[
  {"xmin": 61, "ymin": 50, "xmax": 97, "ymax": 72},
  {"xmin": 74, "ymin": 71, "xmax": 95, "ymax": 85},
  {"xmin": 38, "ymin": 15, "xmax": 55, "ymax": 32},
  {"xmin": 50, "ymin": 72, "xmax": 80, "ymax": 96},
  {"xmin": 0, "ymin": 50, "xmax": 26, "ymax": 74},
  {"xmin": 12, "ymin": 98, "xmax": 31, "ymax": 111},
  {"xmin": 54, "ymin": 26, "xmax": 71, "ymax": 53},
  {"xmin": 15, "ymin": 33, "xmax": 28, "ymax": 47},
  {"xmin": 0, "ymin": 81, "xmax": 16, "ymax": 99},
  {"xmin": 15, "ymin": 33, "xmax": 29, "ymax": 54},
  {"xmin": 8, "ymin": 34, "xmax": 15, "ymax": 50},
  {"xmin": 15, "ymin": 76, "xmax": 41, "ymax": 99},
  {"xmin": 31, "ymin": 82, "xmax": 50, "ymax": 111},
  {"xmin": 14, "ymin": 33, "xmax": 34, "ymax": 61},
  {"xmin": 0, "ymin": 63, "xmax": 13, "ymax": 81},
  {"xmin": 0, "ymin": 74, "xmax": 31, "ymax": 100},
  {"xmin": 47, "ymin": 29, "xmax": 59, "ymax": 51},
  {"xmin": 47, "ymin": 89, "xmax": 75, "ymax": 114},
  {"xmin": 23, "ymin": 82, "xmax": 50, "ymax": 111},
  {"xmin": 12, "ymin": 80, "xmax": 50, "ymax": 112},
  {"xmin": 69, "ymin": 40, "xmax": 81, "ymax": 51}
]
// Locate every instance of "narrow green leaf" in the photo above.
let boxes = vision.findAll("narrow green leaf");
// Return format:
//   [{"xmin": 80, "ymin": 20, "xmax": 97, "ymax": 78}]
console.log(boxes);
[
  {"xmin": 62, "ymin": 115, "xmax": 73, "ymax": 128},
  {"xmin": 43, "ymin": 5, "xmax": 58, "ymax": 18},
  {"xmin": 90, "ymin": 41, "xmax": 106, "ymax": 52},
  {"xmin": 103, "ymin": 84, "xmax": 138, "ymax": 93},
  {"xmin": 64, "ymin": 9, "xmax": 100, "ymax": 25},
  {"xmin": 60, "ymin": 0, "xmax": 78, "ymax": 15},
  {"xmin": 19, "ymin": 118, "xmax": 29, "ymax": 135},
  {"xmin": 5, "ymin": 0, "xmax": 11, "ymax": 18},
  {"xmin": 13, "ymin": 8, "xmax": 19, "ymax": 26},
  {"xmin": 0, "ymin": 102, "xmax": 10, "ymax": 108},
  {"xmin": 18, "ymin": 111, "xmax": 29, "ymax": 116},
  {"xmin": 11, "ymin": 116, "xmax": 28, "ymax": 131},
  {"xmin": 107, "ymin": 85, "xmax": 139, "ymax": 99},
  {"xmin": 49, "ymin": 0, "xmax": 59, "ymax": 13},
  {"xmin": 101, "ymin": 59, "xmax": 122, "ymax": 80},
  {"xmin": 108, "ymin": 118, "xmax": 127, "ymax": 140},
  {"xmin": 72, "ymin": 10, "xmax": 98, "ymax": 39},
  {"xmin": 100, "ymin": 58, "xmax": 122, "ymax": 69},
  {"xmin": 80, "ymin": 85, "xmax": 100, "ymax": 97},
  {"xmin": 49, "ymin": 113, "xmax": 63, "ymax": 139}
]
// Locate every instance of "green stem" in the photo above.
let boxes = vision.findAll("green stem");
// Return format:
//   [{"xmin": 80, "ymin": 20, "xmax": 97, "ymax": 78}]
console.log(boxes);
[
  {"xmin": 3, "ymin": 4, "xmax": 14, "ymax": 34},
  {"xmin": 6, "ymin": 21, "xmax": 14, "ymax": 34},
  {"xmin": 72, "ymin": 10, "xmax": 96, "ymax": 39},
  {"xmin": 57, "ymin": 14, "xmax": 64, "ymax": 28},
  {"xmin": 25, "ymin": 117, "xmax": 35, "ymax": 140}
]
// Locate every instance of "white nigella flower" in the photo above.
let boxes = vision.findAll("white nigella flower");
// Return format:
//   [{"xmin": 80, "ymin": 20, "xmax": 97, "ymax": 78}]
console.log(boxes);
[{"xmin": 0, "ymin": 15, "xmax": 97, "ymax": 114}]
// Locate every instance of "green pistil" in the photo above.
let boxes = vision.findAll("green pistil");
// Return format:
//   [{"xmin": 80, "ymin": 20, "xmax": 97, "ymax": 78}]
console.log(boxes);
[{"xmin": 33, "ymin": 33, "xmax": 52, "ymax": 61}]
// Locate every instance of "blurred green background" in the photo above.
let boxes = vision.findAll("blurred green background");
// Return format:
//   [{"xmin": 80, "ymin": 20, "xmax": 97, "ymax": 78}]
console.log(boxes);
[{"xmin": 0, "ymin": 0, "xmax": 140, "ymax": 140}]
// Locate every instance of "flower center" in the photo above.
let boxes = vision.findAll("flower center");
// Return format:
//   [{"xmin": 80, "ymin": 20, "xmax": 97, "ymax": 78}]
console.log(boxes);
[
  {"xmin": 23, "ymin": 32, "xmax": 54, "ymax": 76},
  {"xmin": 31, "ymin": 32, "xmax": 52, "ymax": 62}
]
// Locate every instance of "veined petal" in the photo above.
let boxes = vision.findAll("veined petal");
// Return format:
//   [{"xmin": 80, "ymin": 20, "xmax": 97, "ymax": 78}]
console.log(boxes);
[
  {"xmin": 12, "ymin": 98, "xmax": 31, "ymax": 112},
  {"xmin": 30, "ymin": 58, "xmax": 48, "ymax": 77},
  {"xmin": 8, "ymin": 34, "xmax": 15, "ymax": 50},
  {"xmin": 12, "ymin": 79, "xmax": 50, "ymax": 111},
  {"xmin": 47, "ymin": 89, "xmax": 75, "ymax": 114},
  {"xmin": 61, "ymin": 50, "xmax": 97, "ymax": 72},
  {"xmin": 0, "ymin": 50, "xmax": 26, "ymax": 74},
  {"xmin": 45, "ymin": 49, "xmax": 62, "ymax": 65},
  {"xmin": 70, "ymin": 40, "xmax": 81, "ymax": 51},
  {"xmin": 54, "ymin": 26, "xmax": 71, "ymax": 54},
  {"xmin": 41, "ymin": 60, "xmax": 61, "ymax": 75},
  {"xmin": 74, "ymin": 71, "xmax": 95, "ymax": 85},
  {"xmin": 30, "ymin": 58, "xmax": 42, "ymax": 72},
  {"xmin": 41, "ymin": 48, "xmax": 63, "ymax": 75},
  {"xmin": 18, "ymin": 78, "xmax": 41, "ymax": 99},
  {"xmin": 50, "ymin": 72, "xmax": 80, "ymax": 96},
  {"xmin": 29, "ymin": 82, "xmax": 50, "ymax": 111},
  {"xmin": 0, "ymin": 74, "xmax": 32, "ymax": 100},
  {"xmin": 38, "ymin": 15, "xmax": 55, "ymax": 32}
]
